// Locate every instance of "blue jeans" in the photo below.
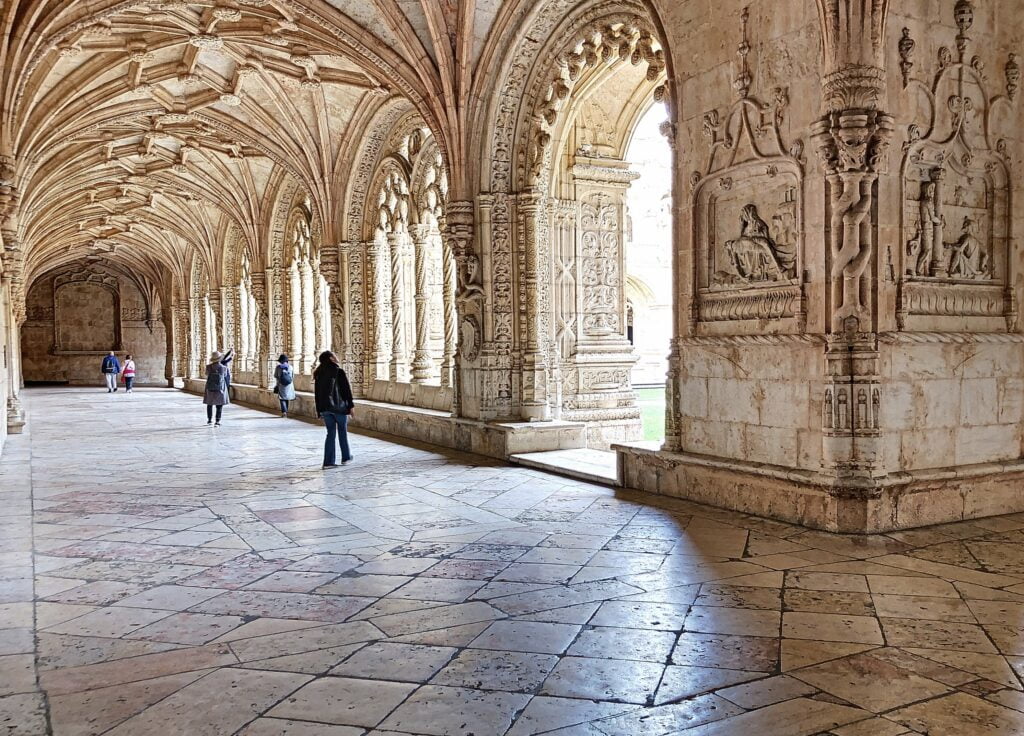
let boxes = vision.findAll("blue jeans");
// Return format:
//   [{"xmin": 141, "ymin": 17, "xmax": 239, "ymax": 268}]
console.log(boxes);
[{"xmin": 322, "ymin": 412, "xmax": 352, "ymax": 466}]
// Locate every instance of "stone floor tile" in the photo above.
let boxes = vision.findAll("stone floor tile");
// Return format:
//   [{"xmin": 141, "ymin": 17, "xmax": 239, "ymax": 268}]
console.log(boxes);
[
  {"xmin": 905, "ymin": 648, "xmax": 1022, "ymax": 688},
  {"xmin": 587, "ymin": 694, "xmax": 743, "ymax": 735},
  {"xmin": 889, "ymin": 692, "xmax": 1024, "ymax": 735},
  {"xmin": 654, "ymin": 665, "xmax": 762, "ymax": 705},
  {"xmin": 0, "ymin": 655, "xmax": 36, "ymax": 697},
  {"xmin": 39, "ymin": 642, "xmax": 238, "ymax": 696},
  {"xmin": 48, "ymin": 670, "xmax": 211, "ymax": 736},
  {"xmin": 866, "ymin": 575, "xmax": 960, "ymax": 598},
  {"xmin": 517, "ymin": 601, "xmax": 601, "ymax": 625},
  {"xmin": 43, "ymin": 606, "xmax": 174, "ymax": 639},
  {"xmin": 880, "ymin": 617, "xmax": 998, "ymax": 652},
  {"xmin": 0, "ymin": 693, "xmax": 48, "ymax": 736},
  {"xmin": 330, "ymin": 642, "xmax": 456, "ymax": 681},
  {"xmin": 504, "ymin": 697, "xmax": 638, "ymax": 736},
  {"xmin": 672, "ymin": 632, "xmax": 779, "ymax": 671},
  {"xmin": 693, "ymin": 584, "xmax": 782, "ymax": 610},
  {"xmin": 588, "ymin": 601, "xmax": 686, "ymax": 630},
  {"xmin": 240, "ymin": 643, "xmax": 366, "ymax": 675},
  {"xmin": 783, "ymin": 589, "xmax": 875, "ymax": 616},
  {"xmin": 566, "ymin": 626, "xmax": 675, "ymax": 662},
  {"xmin": 104, "ymin": 668, "xmax": 311, "ymax": 736},
  {"xmin": 684, "ymin": 605, "xmax": 781, "ymax": 637},
  {"xmin": 786, "ymin": 571, "xmax": 869, "ymax": 592},
  {"xmin": 872, "ymin": 594, "xmax": 977, "ymax": 622},
  {"xmin": 469, "ymin": 620, "xmax": 580, "ymax": 654},
  {"xmin": 269, "ymin": 676, "xmax": 416, "ymax": 728},
  {"xmin": 378, "ymin": 685, "xmax": 530, "ymax": 735},
  {"xmin": 226, "ymin": 620, "xmax": 381, "ymax": 662},
  {"xmin": 715, "ymin": 674, "xmax": 817, "ymax": 709},
  {"xmin": 791, "ymin": 651, "xmax": 951, "ymax": 712},
  {"xmin": 111, "ymin": 585, "xmax": 227, "ymax": 611},
  {"xmin": 237, "ymin": 719, "xmax": 363, "ymax": 736},
  {"xmin": 370, "ymin": 601, "xmax": 503, "ymax": 637},
  {"xmin": 389, "ymin": 577, "xmax": 485, "ymax": 602},
  {"xmin": 126, "ymin": 612, "xmax": 247, "ymax": 645},
  {"xmin": 540, "ymin": 656, "xmax": 665, "ymax": 703},
  {"xmin": 431, "ymin": 649, "xmax": 559, "ymax": 692},
  {"xmin": 782, "ymin": 612, "xmax": 884, "ymax": 644},
  {"xmin": 669, "ymin": 697, "xmax": 869, "ymax": 735}
]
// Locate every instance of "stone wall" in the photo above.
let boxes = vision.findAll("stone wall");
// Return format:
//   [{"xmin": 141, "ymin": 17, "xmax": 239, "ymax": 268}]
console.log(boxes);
[{"xmin": 21, "ymin": 264, "xmax": 166, "ymax": 386}]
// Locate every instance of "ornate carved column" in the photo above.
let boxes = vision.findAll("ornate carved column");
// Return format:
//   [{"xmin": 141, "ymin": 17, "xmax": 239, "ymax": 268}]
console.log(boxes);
[
  {"xmin": 250, "ymin": 271, "xmax": 270, "ymax": 388},
  {"xmin": 319, "ymin": 245, "xmax": 340, "ymax": 352},
  {"xmin": 287, "ymin": 262, "xmax": 302, "ymax": 368},
  {"xmin": 810, "ymin": 0, "xmax": 893, "ymax": 481},
  {"xmin": 300, "ymin": 258, "xmax": 316, "ymax": 370},
  {"xmin": 365, "ymin": 239, "xmax": 390, "ymax": 386},
  {"xmin": 388, "ymin": 231, "xmax": 410, "ymax": 382},
  {"xmin": 0, "ymin": 247, "xmax": 25, "ymax": 434},
  {"xmin": 517, "ymin": 190, "xmax": 550, "ymax": 421},
  {"xmin": 410, "ymin": 223, "xmax": 434, "ymax": 382},
  {"xmin": 440, "ymin": 224, "xmax": 457, "ymax": 389},
  {"xmin": 446, "ymin": 201, "xmax": 482, "ymax": 418},
  {"xmin": 162, "ymin": 305, "xmax": 174, "ymax": 387}
]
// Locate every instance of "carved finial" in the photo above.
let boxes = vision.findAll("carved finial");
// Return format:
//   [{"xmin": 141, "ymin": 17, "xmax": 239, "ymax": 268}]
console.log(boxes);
[
  {"xmin": 898, "ymin": 28, "xmax": 915, "ymax": 88},
  {"xmin": 1007, "ymin": 53, "xmax": 1020, "ymax": 101},
  {"xmin": 954, "ymin": 0, "xmax": 974, "ymax": 61},
  {"xmin": 733, "ymin": 7, "xmax": 752, "ymax": 99}
]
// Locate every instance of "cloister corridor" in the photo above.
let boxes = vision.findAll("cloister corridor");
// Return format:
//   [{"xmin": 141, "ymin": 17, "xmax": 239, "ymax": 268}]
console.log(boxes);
[{"xmin": 1, "ymin": 388, "xmax": 1023, "ymax": 735}]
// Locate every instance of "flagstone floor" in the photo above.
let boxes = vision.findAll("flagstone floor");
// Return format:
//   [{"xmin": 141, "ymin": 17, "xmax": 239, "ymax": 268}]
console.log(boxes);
[{"xmin": 3, "ymin": 388, "xmax": 1024, "ymax": 735}]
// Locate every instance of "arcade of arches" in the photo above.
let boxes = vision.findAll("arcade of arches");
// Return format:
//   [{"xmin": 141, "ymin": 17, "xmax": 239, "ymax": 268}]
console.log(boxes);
[{"xmin": 1, "ymin": 0, "xmax": 1023, "ymax": 535}]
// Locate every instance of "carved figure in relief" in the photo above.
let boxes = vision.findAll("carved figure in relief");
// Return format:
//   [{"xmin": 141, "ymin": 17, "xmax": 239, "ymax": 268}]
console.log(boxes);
[
  {"xmin": 947, "ymin": 217, "xmax": 989, "ymax": 279},
  {"xmin": 456, "ymin": 253, "xmax": 485, "ymax": 304},
  {"xmin": 724, "ymin": 204, "xmax": 785, "ymax": 283}
]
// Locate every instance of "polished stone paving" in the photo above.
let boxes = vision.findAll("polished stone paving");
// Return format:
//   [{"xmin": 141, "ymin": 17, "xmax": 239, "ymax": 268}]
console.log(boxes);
[{"xmin": 2, "ymin": 388, "xmax": 1024, "ymax": 735}]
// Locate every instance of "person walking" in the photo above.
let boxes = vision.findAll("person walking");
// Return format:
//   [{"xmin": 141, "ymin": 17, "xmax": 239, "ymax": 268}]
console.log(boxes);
[
  {"xmin": 121, "ymin": 354, "xmax": 136, "ymax": 393},
  {"xmin": 203, "ymin": 349, "xmax": 232, "ymax": 426},
  {"xmin": 274, "ymin": 354, "xmax": 296, "ymax": 417},
  {"xmin": 313, "ymin": 350, "xmax": 354, "ymax": 468},
  {"xmin": 101, "ymin": 351, "xmax": 121, "ymax": 393}
]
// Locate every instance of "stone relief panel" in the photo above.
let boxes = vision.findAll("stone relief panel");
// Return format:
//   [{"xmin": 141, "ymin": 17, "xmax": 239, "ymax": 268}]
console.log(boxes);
[
  {"xmin": 897, "ymin": 1, "xmax": 1017, "ymax": 331},
  {"xmin": 691, "ymin": 8, "xmax": 804, "ymax": 331},
  {"xmin": 579, "ymin": 194, "xmax": 622, "ymax": 337}
]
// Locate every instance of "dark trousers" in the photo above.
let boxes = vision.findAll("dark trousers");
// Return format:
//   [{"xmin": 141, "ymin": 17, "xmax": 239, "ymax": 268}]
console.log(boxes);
[
  {"xmin": 124, "ymin": 377, "xmax": 135, "ymax": 391},
  {"xmin": 322, "ymin": 412, "xmax": 352, "ymax": 465},
  {"xmin": 279, "ymin": 399, "xmax": 290, "ymax": 413},
  {"xmin": 207, "ymin": 405, "xmax": 223, "ymax": 422}
]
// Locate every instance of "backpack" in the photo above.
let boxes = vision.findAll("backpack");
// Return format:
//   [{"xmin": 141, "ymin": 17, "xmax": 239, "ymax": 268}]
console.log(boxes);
[
  {"xmin": 205, "ymin": 368, "xmax": 225, "ymax": 393},
  {"xmin": 279, "ymin": 366, "xmax": 293, "ymax": 386}
]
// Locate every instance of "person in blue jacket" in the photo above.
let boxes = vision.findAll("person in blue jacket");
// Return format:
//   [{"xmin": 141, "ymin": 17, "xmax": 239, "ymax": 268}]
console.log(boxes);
[{"xmin": 100, "ymin": 352, "xmax": 121, "ymax": 393}]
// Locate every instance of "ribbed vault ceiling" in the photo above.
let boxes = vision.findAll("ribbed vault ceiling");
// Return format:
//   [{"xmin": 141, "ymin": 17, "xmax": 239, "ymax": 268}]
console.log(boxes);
[{"xmin": 0, "ymin": 0, "xmax": 511, "ymax": 295}]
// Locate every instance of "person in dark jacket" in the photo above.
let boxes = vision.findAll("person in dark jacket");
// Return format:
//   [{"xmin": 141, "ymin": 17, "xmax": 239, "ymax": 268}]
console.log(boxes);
[
  {"xmin": 313, "ymin": 350, "xmax": 354, "ymax": 468},
  {"xmin": 101, "ymin": 352, "xmax": 121, "ymax": 393},
  {"xmin": 203, "ymin": 348, "xmax": 234, "ymax": 426}
]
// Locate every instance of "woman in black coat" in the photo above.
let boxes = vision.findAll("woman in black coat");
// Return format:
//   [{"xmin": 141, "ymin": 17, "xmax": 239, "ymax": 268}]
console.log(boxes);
[{"xmin": 313, "ymin": 350, "xmax": 355, "ymax": 468}]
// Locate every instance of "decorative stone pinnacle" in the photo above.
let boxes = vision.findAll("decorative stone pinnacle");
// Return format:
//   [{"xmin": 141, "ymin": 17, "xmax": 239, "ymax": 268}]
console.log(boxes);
[{"xmin": 734, "ymin": 7, "xmax": 752, "ymax": 99}]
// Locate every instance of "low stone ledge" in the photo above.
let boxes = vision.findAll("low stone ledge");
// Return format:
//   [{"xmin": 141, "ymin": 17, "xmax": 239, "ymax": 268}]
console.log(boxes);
[
  {"xmin": 183, "ymin": 380, "xmax": 586, "ymax": 460},
  {"xmin": 614, "ymin": 442, "xmax": 1024, "ymax": 533}
]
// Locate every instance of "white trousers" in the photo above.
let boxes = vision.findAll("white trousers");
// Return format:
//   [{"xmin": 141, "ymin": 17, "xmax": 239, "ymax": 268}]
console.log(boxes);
[{"xmin": 105, "ymin": 373, "xmax": 117, "ymax": 391}]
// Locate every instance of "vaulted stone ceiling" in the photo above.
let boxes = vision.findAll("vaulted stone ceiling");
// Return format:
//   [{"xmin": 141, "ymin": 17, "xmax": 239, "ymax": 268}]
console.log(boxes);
[{"xmin": 0, "ymin": 0, "xmax": 512, "ymax": 293}]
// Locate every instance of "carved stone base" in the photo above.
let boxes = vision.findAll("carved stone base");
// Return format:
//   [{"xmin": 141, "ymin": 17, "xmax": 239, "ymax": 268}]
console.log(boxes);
[
  {"xmin": 615, "ymin": 443, "xmax": 1024, "ymax": 533},
  {"xmin": 6, "ymin": 398, "xmax": 25, "ymax": 434}
]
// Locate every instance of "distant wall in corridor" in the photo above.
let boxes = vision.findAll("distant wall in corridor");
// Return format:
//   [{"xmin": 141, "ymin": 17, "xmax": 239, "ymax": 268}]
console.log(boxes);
[{"xmin": 21, "ymin": 263, "xmax": 166, "ymax": 385}]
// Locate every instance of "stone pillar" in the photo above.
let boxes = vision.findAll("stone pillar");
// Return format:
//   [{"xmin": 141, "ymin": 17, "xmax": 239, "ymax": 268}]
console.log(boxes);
[
  {"xmin": 440, "ymin": 225, "xmax": 456, "ymax": 389},
  {"xmin": 288, "ymin": 263, "xmax": 302, "ymax": 369},
  {"xmin": 388, "ymin": 231, "xmax": 410, "ymax": 382},
  {"xmin": 517, "ymin": 191, "xmax": 549, "ymax": 421},
  {"xmin": 300, "ymin": 259, "xmax": 316, "ymax": 370},
  {"xmin": 250, "ymin": 271, "xmax": 270, "ymax": 388},
  {"xmin": 365, "ymin": 239, "xmax": 390, "ymax": 386},
  {"xmin": 811, "ymin": 0, "xmax": 894, "ymax": 486},
  {"xmin": 189, "ymin": 296, "xmax": 203, "ymax": 377},
  {"xmin": 162, "ymin": 305, "xmax": 174, "ymax": 387},
  {"xmin": 410, "ymin": 224, "xmax": 434, "ymax": 383}
]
